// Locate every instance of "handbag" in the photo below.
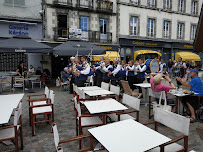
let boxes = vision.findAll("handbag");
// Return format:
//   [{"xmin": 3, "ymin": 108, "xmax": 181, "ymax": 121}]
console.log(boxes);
[{"xmin": 153, "ymin": 91, "xmax": 172, "ymax": 113}]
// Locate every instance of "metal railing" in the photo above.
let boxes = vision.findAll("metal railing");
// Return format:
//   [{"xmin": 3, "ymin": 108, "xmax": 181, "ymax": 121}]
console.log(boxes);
[
  {"xmin": 97, "ymin": 0, "xmax": 113, "ymax": 12},
  {"xmin": 53, "ymin": 0, "xmax": 72, "ymax": 6},
  {"xmin": 76, "ymin": 0, "xmax": 93, "ymax": 9}
]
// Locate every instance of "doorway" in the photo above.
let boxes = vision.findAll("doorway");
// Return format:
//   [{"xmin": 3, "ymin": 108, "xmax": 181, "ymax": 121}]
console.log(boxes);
[{"xmin": 57, "ymin": 14, "xmax": 68, "ymax": 38}]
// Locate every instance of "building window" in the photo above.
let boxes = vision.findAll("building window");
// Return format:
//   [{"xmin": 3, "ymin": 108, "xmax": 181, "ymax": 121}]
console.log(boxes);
[
  {"xmin": 191, "ymin": 25, "xmax": 196, "ymax": 40},
  {"xmin": 100, "ymin": 19, "xmax": 108, "ymax": 40},
  {"xmin": 148, "ymin": 19, "xmax": 155, "ymax": 37},
  {"xmin": 177, "ymin": 23, "xmax": 184, "ymax": 40},
  {"xmin": 57, "ymin": 15, "xmax": 68, "ymax": 38},
  {"xmin": 163, "ymin": 0, "xmax": 170, "ymax": 10},
  {"xmin": 148, "ymin": 0, "xmax": 156, "ymax": 8},
  {"xmin": 5, "ymin": 0, "xmax": 25, "ymax": 6},
  {"xmin": 80, "ymin": 17, "xmax": 89, "ymax": 31},
  {"xmin": 130, "ymin": 17, "xmax": 138, "ymax": 35},
  {"xmin": 131, "ymin": 0, "xmax": 139, "ymax": 5},
  {"xmin": 163, "ymin": 21, "xmax": 170, "ymax": 39},
  {"xmin": 191, "ymin": 1, "xmax": 197, "ymax": 15},
  {"xmin": 178, "ymin": 0, "xmax": 184, "ymax": 12}
]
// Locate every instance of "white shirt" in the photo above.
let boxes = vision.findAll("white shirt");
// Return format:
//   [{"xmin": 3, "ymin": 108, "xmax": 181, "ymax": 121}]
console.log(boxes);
[
  {"xmin": 134, "ymin": 65, "xmax": 139, "ymax": 75},
  {"xmin": 80, "ymin": 62, "xmax": 90, "ymax": 75},
  {"xmin": 112, "ymin": 64, "xmax": 121, "ymax": 76},
  {"xmin": 159, "ymin": 63, "xmax": 166, "ymax": 73},
  {"xmin": 102, "ymin": 64, "xmax": 112, "ymax": 73},
  {"xmin": 126, "ymin": 65, "xmax": 134, "ymax": 76},
  {"xmin": 138, "ymin": 64, "xmax": 146, "ymax": 72}
]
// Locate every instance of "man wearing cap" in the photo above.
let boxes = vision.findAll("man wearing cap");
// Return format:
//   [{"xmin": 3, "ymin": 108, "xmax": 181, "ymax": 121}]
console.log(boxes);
[
  {"xmin": 177, "ymin": 69, "xmax": 203, "ymax": 122},
  {"xmin": 75, "ymin": 56, "xmax": 90, "ymax": 87}
]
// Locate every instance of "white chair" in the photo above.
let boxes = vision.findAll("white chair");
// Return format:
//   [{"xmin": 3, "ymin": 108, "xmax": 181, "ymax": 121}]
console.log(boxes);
[
  {"xmin": 74, "ymin": 97, "xmax": 104, "ymax": 136},
  {"xmin": 13, "ymin": 76, "xmax": 24, "ymax": 92},
  {"xmin": 30, "ymin": 90, "xmax": 55, "ymax": 136},
  {"xmin": 110, "ymin": 84, "xmax": 120, "ymax": 102},
  {"xmin": 52, "ymin": 123, "xmax": 95, "ymax": 152},
  {"xmin": 31, "ymin": 75, "xmax": 41, "ymax": 89},
  {"xmin": 1, "ymin": 76, "xmax": 12, "ymax": 92},
  {"xmin": 107, "ymin": 94, "xmax": 140, "ymax": 122},
  {"xmin": 101, "ymin": 82, "xmax": 109, "ymax": 91},
  {"xmin": 0, "ymin": 101, "xmax": 23, "ymax": 152},
  {"xmin": 147, "ymin": 108, "xmax": 190, "ymax": 152}
]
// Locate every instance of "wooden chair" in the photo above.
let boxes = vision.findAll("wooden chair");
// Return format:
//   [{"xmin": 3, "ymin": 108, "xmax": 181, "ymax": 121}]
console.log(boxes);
[
  {"xmin": 13, "ymin": 76, "xmax": 24, "ymax": 93},
  {"xmin": 107, "ymin": 94, "xmax": 140, "ymax": 122},
  {"xmin": 120, "ymin": 80, "xmax": 142, "ymax": 98},
  {"xmin": 53, "ymin": 123, "xmax": 94, "ymax": 152},
  {"xmin": 0, "ymin": 101, "xmax": 23, "ymax": 152},
  {"xmin": 110, "ymin": 84, "xmax": 120, "ymax": 102},
  {"xmin": 74, "ymin": 97, "xmax": 105, "ymax": 136},
  {"xmin": 145, "ymin": 108, "xmax": 190, "ymax": 152},
  {"xmin": 101, "ymin": 82, "xmax": 109, "ymax": 91},
  {"xmin": 30, "ymin": 90, "xmax": 55, "ymax": 136},
  {"xmin": 27, "ymin": 86, "xmax": 50, "ymax": 125},
  {"xmin": 148, "ymin": 88, "xmax": 177, "ymax": 119}
]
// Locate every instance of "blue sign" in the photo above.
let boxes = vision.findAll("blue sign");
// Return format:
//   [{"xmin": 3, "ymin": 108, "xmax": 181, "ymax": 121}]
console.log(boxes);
[{"xmin": 8, "ymin": 24, "xmax": 29, "ymax": 36}]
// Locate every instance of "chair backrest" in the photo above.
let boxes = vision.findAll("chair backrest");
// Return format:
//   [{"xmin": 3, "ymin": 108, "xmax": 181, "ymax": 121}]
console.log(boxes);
[
  {"xmin": 45, "ymin": 86, "xmax": 49, "ymax": 98},
  {"xmin": 15, "ymin": 77, "xmax": 24, "ymax": 84},
  {"xmin": 52, "ymin": 123, "xmax": 63, "ymax": 152},
  {"xmin": 1, "ymin": 76, "xmax": 11, "ymax": 83},
  {"xmin": 14, "ymin": 101, "xmax": 22, "ymax": 126},
  {"xmin": 122, "ymin": 94, "xmax": 140, "ymax": 111},
  {"xmin": 101, "ymin": 82, "xmax": 109, "ymax": 91},
  {"xmin": 49, "ymin": 90, "xmax": 55, "ymax": 104},
  {"xmin": 110, "ymin": 84, "xmax": 120, "ymax": 95},
  {"xmin": 120, "ymin": 80, "xmax": 132, "ymax": 96},
  {"xmin": 149, "ymin": 88, "xmax": 166, "ymax": 100},
  {"xmin": 74, "ymin": 97, "xmax": 81, "ymax": 117},
  {"xmin": 77, "ymin": 88, "xmax": 85, "ymax": 99},
  {"xmin": 154, "ymin": 108, "xmax": 190, "ymax": 136}
]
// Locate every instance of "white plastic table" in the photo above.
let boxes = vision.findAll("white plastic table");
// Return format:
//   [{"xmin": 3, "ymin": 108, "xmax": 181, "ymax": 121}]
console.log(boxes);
[
  {"xmin": 84, "ymin": 99, "xmax": 128, "ymax": 114},
  {"xmin": 84, "ymin": 89, "xmax": 114, "ymax": 97},
  {"xmin": 0, "ymin": 93, "xmax": 24, "ymax": 124},
  {"xmin": 134, "ymin": 83, "xmax": 151, "ymax": 104},
  {"xmin": 89, "ymin": 119, "xmax": 171, "ymax": 152},
  {"xmin": 78, "ymin": 86, "xmax": 103, "ymax": 91}
]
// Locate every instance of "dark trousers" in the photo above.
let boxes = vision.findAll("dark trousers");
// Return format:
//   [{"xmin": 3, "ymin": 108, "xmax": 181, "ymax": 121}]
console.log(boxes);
[
  {"xmin": 103, "ymin": 79, "xmax": 110, "ymax": 83},
  {"xmin": 111, "ymin": 80, "xmax": 118, "ymax": 86},
  {"xmin": 137, "ymin": 78, "xmax": 145, "ymax": 93},
  {"xmin": 77, "ymin": 80, "xmax": 86, "ymax": 87},
  {"xmin": 69, "ymin": 76, "xmax": 74, "ymax": 94},
  {"xmin": 96, "ymin": 75, "xmax": 103, "ymax": 87},
  {"xmin": 127, "ymin": 76, "xmax": 135, "ymax": 90}
]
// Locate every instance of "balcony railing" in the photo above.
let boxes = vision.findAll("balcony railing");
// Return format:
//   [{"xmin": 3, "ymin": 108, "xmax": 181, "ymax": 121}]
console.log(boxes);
[
  {"xmin": 53, "ymin": 0, "xmax": 72, "ymax": 7},
  {"xmin": 97, "ymin": 0, "xmax": 113, "ymax": 13},
  {"xmin": 54, "ymin": 28, "xmax": 112, "ymax": 43},
  {"xmin": 76, "ymin": 0, "xmax": 93, "ymax": 10}
]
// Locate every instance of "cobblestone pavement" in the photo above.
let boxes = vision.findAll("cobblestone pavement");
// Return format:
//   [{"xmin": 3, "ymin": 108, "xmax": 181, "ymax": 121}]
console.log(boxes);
[{"xmin": 0, "ymin": 81, "xmax": 203, "ymax": 152}]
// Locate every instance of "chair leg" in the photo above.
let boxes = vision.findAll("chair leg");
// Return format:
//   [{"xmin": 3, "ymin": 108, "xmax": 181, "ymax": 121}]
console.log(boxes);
[
  {"xmin": 32, "ymin": 115, "xmax": 35, "ymax": 136},
  {"xmin": 20, "ymin": 126, "xmax": 23, "ymax": 150},
  {"xmin": 40, "ymin": 82, "xmax": 41, "ymax": 88},
  {"xmin": 15, "ymin": 133, "xmax": 19, "ymax": 152}
]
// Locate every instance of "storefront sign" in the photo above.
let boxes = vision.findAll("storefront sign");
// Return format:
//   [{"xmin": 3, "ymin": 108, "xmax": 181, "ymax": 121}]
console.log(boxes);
[
  {"xmin": 9, "ymin": 25, "xmax": 29, "ymax": 36},
  {"xmin": 132, "ymin": 41, "xmax": 158, "ymax": 46},
  {"xmin": 98, "ymin": 45, "xmax": 112, "ymax": 50},
  {"xmin": 98, "ymin": 45, "xmax": 119, "ymax": 51},
  {"xmin": 172, "ymin": 43, "xmax": 193, "ymax": 49},
  {"xmin": 15, "ymin": 49, "xmax": 26, "ymax": 52}
]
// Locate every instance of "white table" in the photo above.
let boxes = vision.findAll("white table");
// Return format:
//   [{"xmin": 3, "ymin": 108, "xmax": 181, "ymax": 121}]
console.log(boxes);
[
  {"xmin": 89, "ymin": 119, "xmax": 171, "ymax": 152},
  {"xmin": 134, "ymin": 83, "xmax": 151, "ymax": 104},
  {"xmin": 0, "ymin": 93, "xmax": 24, "ymax": 124},
  {"xmin": 84, "ymin": 99, "xmax": 128, "ymax": 114},
  {"xmin": 78, "ymin": 86, "xmax": 103, "ymax": 91},
  {"xmin": 84, "ymin": 89, "xmax": 114, "ymax": 97}
]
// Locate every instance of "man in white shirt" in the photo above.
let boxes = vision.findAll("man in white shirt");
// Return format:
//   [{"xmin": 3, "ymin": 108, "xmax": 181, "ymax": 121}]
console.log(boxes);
[
  {"xmin": 137, "ymin": 58, "xmax": 146, "ymax": 93},
  {"xmin": 108, "ymin": 58, "xmax": 121, "ymax": 86}
]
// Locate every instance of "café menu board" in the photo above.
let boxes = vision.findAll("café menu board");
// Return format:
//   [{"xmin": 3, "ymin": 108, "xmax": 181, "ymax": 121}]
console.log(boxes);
[
  {"xmin": 150, "ymin": 59, "xmax": 159, "ymax": 73},
  {"xmin": 0, "ymin": 53, "xmax": 27, "ymax": 71}
]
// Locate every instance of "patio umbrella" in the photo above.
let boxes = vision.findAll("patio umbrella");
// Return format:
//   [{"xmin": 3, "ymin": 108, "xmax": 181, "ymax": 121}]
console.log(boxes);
[
  {"xmin": 53, "ymin": 38, "xmax": 106, "ymax": 56},
  {"xmin": 0, "ymin": 35, "xmax": 52, "ymax": 53}
]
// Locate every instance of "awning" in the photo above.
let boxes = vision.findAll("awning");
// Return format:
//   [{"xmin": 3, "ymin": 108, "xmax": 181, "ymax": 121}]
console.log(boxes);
[
  {"xmin": 53, "ymin": 38, "xmax": 106, "ymax": 56},
  {"xmin": 134, "ymin": 50, "xmax": 162, "ymax": 60},
  {"xmin": 93, "ymin": 51, "xmax": 120, "ymax": 61},
  {"xmin": 175, "ymin": 52, "xmax": 201, "ymax": 61},
  {"xmin": 0, "ymin": 35, "xmax": 52, "ymax": 53}
]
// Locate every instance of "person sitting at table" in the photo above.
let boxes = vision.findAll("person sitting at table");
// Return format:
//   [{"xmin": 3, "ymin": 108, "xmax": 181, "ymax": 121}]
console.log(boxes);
[
  {"xmin": 150, "ymin": 73, "xmax": 176, "ymax": 104},
  {"xmin": 62, "ymin": 67, "xmax": 70, "ymax": 91},
  {"xmin": 29, "ymin": 65, "xmax": 35, "ymax": 74},
  {"xmin": 16, "ymin": 61, "xmax": 26, "ymax": 77},
  {"xmin": 177, "ymin": 69, "xmax": 203, "ymax": 122}
]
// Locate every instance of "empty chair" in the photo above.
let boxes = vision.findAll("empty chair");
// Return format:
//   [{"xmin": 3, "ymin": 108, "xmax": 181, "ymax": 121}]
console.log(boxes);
[
  {"xmin": 120, "ymin": 80, "xmax": 142, "ymax": 98},
  {"xmin": 101, "ymin": 82, "xmax": 109, "ymax": 91},
  {"xmin": 146, "ymin": 108, "xmax": 190, "ymax": 152},
  {"xmin": 74, "ymin": 97, "xmax": 104, "ymax": 136},
  {"xmin": 13, "ymin": 76, "xmax": 24, "ymax": 92},
  {"xmin": 53, "ymin": 123, "xmax": 94, "ymax": 152},
  {"xmin": 1, "ymin": 76, "xmax": 12, "ymax": 92},
  {"xmin": 110, "ymin": 84, "xmax": 120, "ymax": 102},
  {"xmin": 31, "ymin": 75, "xmax": 41, "ymax": 89},
  {"xmin": 0, "ymin": 101, "xmax": 23, "ymax": 152},
  {"xmin": 108, "ymin": 94, "xmax": 140, "ymax": 122},
  {"xmin": 30, "ymin": 90, "xmax": 55, "ymax": 136}
]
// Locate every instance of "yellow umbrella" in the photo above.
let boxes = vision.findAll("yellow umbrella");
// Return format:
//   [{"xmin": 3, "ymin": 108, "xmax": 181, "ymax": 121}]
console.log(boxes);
[
  {"xmin": 93, "ymin": 51, "xmax": 120, "ymax": 61},
  {"xmin": 175, "ymin": 52, "xmax": 201, "ymax": 61},
  {"xmin": 134, "ymin": 50, "xmax": 162, "ymax": 60}
]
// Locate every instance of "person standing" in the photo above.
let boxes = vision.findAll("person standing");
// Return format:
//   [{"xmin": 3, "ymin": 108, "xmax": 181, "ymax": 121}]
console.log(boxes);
[
  {"xmin": 177, "ymin": 69, "xmax": 203, "ymax": 122},
  {"xmin": 101, "ymin": 59, "xmax": 112, "ymax": 83},
  {"xmin": 94, "ymin": 56, "xmax": 104, "ymax": 87},
  {"xmin": 167, "ymin": 59, "xmax": 174, "ymax": 78},
  {"xmin": 134, "ymin": 60, "xmax": 139, "ymax": 88},
  {"xmin": 126, "ymin": 60, "xmax": 135, "ymax": 90},
  {"xmin": 75, "ymin": 56, "xmax": 90, "ymax": 87},
  {"xmin": 16, "ymin": 61, "xmax": 26, "ymax": 77},
  {"xmin": 69, "ymin": 57, "xmax": 75, "ymax": 94},
  {"xmin": 159, "ymin": 59, "xmax": 166, "ymax": 73},
  {"xmin": 137, "ymin": 58, "xmax": 146, "ymax": 94},
  {"xmin": 108, "ymin": 58, "xmax": 121, "ymax": 86}
]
